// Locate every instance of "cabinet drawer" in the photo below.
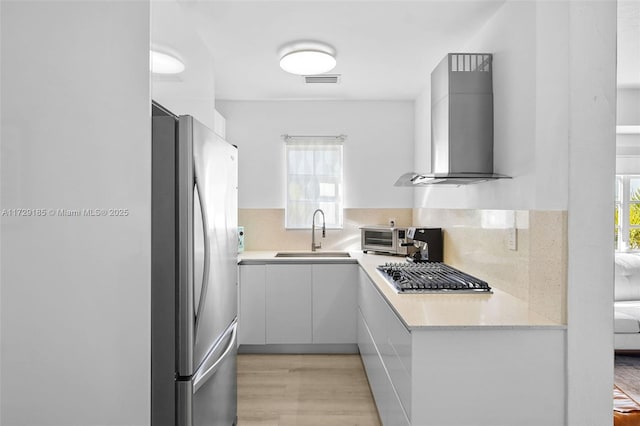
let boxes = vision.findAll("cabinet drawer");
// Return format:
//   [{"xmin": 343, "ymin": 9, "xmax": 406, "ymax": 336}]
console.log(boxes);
[
  {"xmin": 384, "ymin": 310, "xmax": 412, "ymax": 417},
  {"xmin": 358, "ymin": 310, "xmax": 410, "ymax": 426},
  {"xmin": 358, "ymin": 267, "xmax": 412, "ymax": 419},
  {"xmin": 358, "ymin": 309, "xmax": 385, "ymax": 409},
  {"xmin": 387, "ymin": 309, "xmax": 411, "ymax": 376},
  {"xmin": 358, "ymin": 268, "xmax": 388, "ymax": 344}
]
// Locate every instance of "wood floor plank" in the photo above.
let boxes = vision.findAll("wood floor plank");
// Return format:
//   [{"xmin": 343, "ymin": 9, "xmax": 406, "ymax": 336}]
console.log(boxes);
[{"xmin": 237, "ymin": 354, "xmax": 381, "ymax": 426}]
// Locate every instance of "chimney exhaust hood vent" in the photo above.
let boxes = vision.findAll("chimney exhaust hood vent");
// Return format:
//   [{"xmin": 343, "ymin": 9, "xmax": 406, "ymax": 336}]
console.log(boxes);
[{"xmin": 396, "ymin": 53, "xmax": 510, "ymax": 186}]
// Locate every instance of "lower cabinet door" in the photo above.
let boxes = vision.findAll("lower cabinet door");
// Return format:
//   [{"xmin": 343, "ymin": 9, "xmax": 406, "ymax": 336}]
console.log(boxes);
[
  {"xmin": 265, "ymin": 264, "xmax": 312, "ymax": 344},
  {"xmin": 238, "ymin": 265, "xmax": 266, "ymax": 345},
  {"xmin": 312, "ymin": 264, "xmax": 357, "ymax": 344}
]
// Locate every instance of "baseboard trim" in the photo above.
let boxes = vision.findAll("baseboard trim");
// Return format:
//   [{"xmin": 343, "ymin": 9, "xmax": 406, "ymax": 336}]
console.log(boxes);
[{"xmin": 238, "ymin": 343, "xmax": 359, "ymax": 354}]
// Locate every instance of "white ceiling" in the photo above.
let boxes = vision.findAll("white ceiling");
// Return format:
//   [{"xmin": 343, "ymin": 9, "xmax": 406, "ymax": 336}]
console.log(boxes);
[
  {"xmin": 184, "ymin": 0, "xmax": 506, "ymax": 101},
  {"xmin": 153, "ymin": 0, "xmax": 640, "ymax": 103}
]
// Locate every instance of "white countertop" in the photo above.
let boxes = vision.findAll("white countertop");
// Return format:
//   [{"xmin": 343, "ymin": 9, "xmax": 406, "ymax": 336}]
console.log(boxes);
[
  {"xmin": 239, "ymin": 250, "xmax": 357, "ymax": 263},
  {"xmin": 238, "ymin": 250, "xmax": 565, "ymax": 330}
]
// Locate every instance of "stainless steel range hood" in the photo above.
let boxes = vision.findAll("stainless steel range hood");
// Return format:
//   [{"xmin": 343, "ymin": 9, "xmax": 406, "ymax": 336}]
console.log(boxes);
[{"xmin": 396, "ymin": 53, "xmax": 510, "ymax": 186}]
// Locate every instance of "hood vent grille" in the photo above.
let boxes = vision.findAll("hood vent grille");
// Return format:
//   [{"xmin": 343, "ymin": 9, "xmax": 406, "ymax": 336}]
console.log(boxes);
[
  {"xmin": 304, "ymin": 74, "xmax": 340, "ymax": 84},
  {"xmin": 450, "ymin": 53, "xmax": 492, "ymax": 73}
]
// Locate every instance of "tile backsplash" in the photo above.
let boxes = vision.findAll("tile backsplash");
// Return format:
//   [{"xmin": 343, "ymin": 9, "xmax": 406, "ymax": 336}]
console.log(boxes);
[
  {"xmin": 414, "ymin": 208, "xmax": 567, "ymax": 324},
  {"xmin": 238, "ymin": 207, "xmax": 567, "ymax": 324},
  {"xmin": 238, "ymin": 208, "xmax": 412, "ymax": 251}
]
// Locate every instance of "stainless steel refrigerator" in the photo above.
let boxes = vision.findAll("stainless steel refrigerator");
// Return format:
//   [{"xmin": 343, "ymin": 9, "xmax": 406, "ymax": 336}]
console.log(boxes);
[{"xmin": 152, "ymin": 102, "xmax": 238, "ymax": 426}]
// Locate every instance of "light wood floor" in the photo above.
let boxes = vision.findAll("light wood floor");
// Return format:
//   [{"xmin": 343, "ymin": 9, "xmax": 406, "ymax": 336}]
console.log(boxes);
[{"xmin": 237, "ymin": 354, "xmax": 382, "ymax": 426}]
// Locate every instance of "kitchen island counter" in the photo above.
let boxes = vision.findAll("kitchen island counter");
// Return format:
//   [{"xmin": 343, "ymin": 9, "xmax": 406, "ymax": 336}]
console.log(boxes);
[{"xmin": 239, "ymin": 251, "xmax": 564, "ymax": 330}]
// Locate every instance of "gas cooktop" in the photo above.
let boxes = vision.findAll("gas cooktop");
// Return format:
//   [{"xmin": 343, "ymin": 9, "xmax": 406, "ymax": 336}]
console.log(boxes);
[{"xmin": 377, "ymin": 262, "xmax": 492, "ymax": 294}]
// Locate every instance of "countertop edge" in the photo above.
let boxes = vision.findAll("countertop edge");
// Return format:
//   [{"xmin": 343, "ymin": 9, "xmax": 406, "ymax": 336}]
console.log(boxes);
[{"xmin": 239, "ymin": 258, "xmax": 357, "ymax": 265}]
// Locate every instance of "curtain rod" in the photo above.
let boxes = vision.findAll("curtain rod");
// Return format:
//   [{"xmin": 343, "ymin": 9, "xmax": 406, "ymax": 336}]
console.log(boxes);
[{"xmin": 281, "ymin": 134, "xmax": 347, "ymax": 142}]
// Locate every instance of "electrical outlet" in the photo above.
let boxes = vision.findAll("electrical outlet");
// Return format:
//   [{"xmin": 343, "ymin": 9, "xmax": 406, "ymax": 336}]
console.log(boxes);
[{"xmin": 507, "ymin": 227, "xmax": 517, "ymax": 251}]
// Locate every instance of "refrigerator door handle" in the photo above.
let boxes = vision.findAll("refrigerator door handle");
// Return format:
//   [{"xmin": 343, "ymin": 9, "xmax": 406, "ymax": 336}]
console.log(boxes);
[
  {"xmin": 193, "ymin": 321, "xmax": 237, "ymax": 393},
  {"xmin": 193, "ymin": 176, "xmax": 210, "ymax": 340}
]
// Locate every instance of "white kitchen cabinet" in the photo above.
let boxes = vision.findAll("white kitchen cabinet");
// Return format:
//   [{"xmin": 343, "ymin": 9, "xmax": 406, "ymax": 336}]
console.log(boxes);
[
  {"xmin": 409, "ymin": 328, "xmax": 565, "ymax": 426},
  {"xmin": 265, "ymin": 264, "xmax": 312, "ymax": 344},
  {"xmin": 238, "ymin": 262, "xmax": 358, "ymax": 347},
  {"xmin": 357, "ymin": 266, "xmax": 565, "ymax": 426},
  {"xmin": 358, "ymin": 267, "xmax": 412, "ymax": 422},
  {"xmin": 358, "ymin": 309, "xmax": 411, "ymax": 426},
  {"xmin": 311, "ymin": 264, "xmax": 357, "ymax": 344},
  {"xmin": 238, "ymin": 265, "xmax": 266, "ymax": 344}
]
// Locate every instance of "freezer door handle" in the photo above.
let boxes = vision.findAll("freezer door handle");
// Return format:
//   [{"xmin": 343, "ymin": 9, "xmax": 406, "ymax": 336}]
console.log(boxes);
[{"xmin": 193, "ymin": 321, "xmax": 237, "ymax": 393}]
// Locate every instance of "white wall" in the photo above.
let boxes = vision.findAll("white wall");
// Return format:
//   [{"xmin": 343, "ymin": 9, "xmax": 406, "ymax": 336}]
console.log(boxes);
[
  {"xmin": 617, "ymin": 89, "xmax": 640, "ymax": 125},
  {"xmin": 566, "ymin": 2, "xmax": 616, "ymax": 424},
  {"xmin": 616, "ymin": 89, "xmax": 640, "ymax": 172},
  {"xmin": 413, "ymin": 90, "xmax": 430, "ymax": 177},
  {"xmin": 216, "ymin": 100, "xmax": 414, "ymax": 209},
  {"xmin": 1, "ymin": 2, "xmax": 150, "ymax": 425},
  {"xmin": 414, "ymin": 1, "xmax": 616, "ymax": 424},
  {"xmin": 151, "ymin": 1, "xmax": 217, "ymax": 129},
  {"xmin": 413, "ymin": 0, "xmax": 568, "ymax": 211},
  {"xmin": 617, "ymin": 154, "xmax": 640, "ymax": 174}
]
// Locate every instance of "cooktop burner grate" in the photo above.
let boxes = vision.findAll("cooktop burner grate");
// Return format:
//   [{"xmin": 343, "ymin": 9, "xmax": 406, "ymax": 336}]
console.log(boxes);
[{"xmin": 377, "ymin": 262, "xmax": 492, "ymax": 294}]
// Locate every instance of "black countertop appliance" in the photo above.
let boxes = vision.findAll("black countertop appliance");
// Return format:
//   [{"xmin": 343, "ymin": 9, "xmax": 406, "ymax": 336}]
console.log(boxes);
[{"xmin": 407, "ymin": 227, "xmax": 443, "ymax": 262}]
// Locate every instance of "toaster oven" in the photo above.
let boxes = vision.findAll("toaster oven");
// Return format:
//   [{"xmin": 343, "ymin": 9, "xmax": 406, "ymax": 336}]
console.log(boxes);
[{"xmin": 360, "ymin": 226, "xmax": 412, "ymax": 256}]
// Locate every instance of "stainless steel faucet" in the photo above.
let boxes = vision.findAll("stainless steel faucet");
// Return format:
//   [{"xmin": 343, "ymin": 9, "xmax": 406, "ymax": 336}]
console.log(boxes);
[{"xmin": 311, "ymin": 208, "xmax": 326, "ymax": 251}]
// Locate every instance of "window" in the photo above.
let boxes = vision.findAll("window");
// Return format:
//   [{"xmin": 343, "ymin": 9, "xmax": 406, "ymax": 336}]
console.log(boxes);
[
  {"xmin": 615, "ymin": 175, "xmax": 640, "ymax": 251},
  {"xmin": 285, "ymin": 135, "xmax": 344, "ymax": 229}
]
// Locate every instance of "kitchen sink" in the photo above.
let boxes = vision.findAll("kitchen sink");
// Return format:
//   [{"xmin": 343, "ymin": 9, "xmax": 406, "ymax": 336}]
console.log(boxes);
[{"xmin": 275, "ymin": 251, "xmax": 351, "ymax": 258}]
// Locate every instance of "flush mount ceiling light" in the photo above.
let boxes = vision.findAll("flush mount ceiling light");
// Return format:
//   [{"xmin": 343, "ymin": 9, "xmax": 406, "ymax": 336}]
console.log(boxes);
[
  {"xmin": 150, "ymin": 49, "xmax": 185, "ymax": 74},
  {"xmin": 279, "ymin": 41, "xmax": 336, "ymax": 75}
]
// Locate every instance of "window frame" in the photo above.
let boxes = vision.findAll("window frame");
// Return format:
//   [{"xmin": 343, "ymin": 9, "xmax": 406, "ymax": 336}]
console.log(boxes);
[{"xmin": 615, "ymin": 174, "xmax": 640, "ymax": 252}]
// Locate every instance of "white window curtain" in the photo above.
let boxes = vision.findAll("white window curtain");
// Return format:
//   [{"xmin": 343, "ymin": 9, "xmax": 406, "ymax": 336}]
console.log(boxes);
[{"xmin": 284, "ymin": 135, "xmax": 345, "ymax": 229}]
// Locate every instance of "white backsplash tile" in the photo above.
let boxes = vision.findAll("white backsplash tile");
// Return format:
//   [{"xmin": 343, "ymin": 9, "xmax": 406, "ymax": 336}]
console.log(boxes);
[
  {"xmin": 238, "ymin": 208, "xmax": 413, "ymax": 251},
  {"xmin": 240, "ymin": 207, "xmax": 567, "ymax": 324},
  {"xmin": 414, "ymin": 208, "xmax": 567, "ymax": 324}
]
